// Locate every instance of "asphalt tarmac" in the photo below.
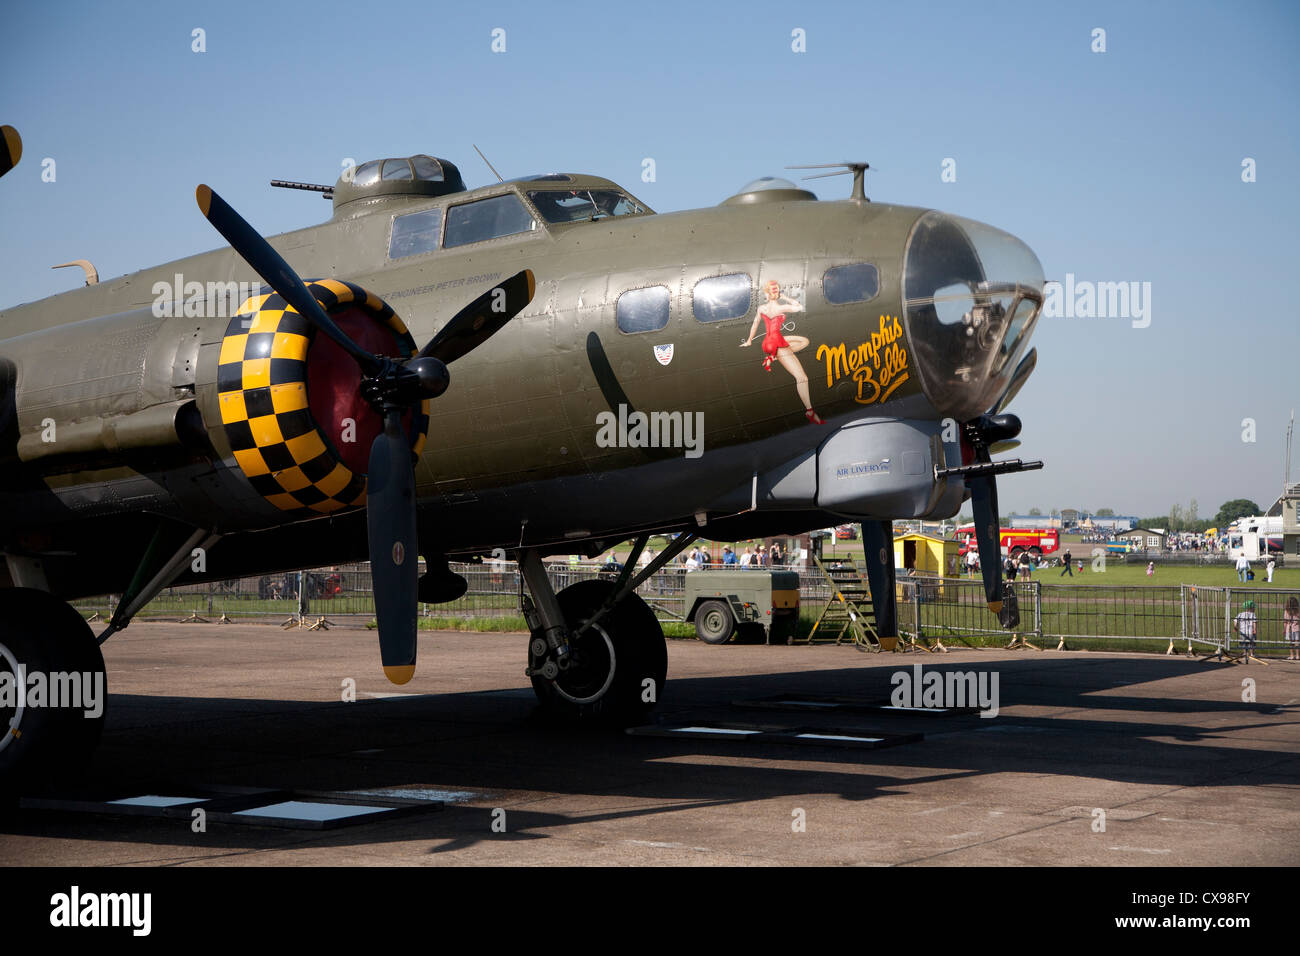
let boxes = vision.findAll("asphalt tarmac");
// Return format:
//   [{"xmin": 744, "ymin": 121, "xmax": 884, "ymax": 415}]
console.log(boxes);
[{"xmin": 2, "ymin": 621, "xmax": 1297, "ymax": 866}]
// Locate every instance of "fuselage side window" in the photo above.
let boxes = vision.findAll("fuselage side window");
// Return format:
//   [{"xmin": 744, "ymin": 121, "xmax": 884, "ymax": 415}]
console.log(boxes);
[
  {"xmin": 693, "ymin": 273, "xmax": 752, "ymax": 322},
  {"xmin": 443, "ymin": 194, "xmax": 538, "ymax": 248},
  {"xmin": 823, "ymin": 263, "xmax": 880, "ymax": 305},
  {"xmin": 617, "ymin": 285, "xmax": 670, "ymax": 333},
  {"xmin": 389, "ymin": 208, "xmax": 443, "ymax": 260}
]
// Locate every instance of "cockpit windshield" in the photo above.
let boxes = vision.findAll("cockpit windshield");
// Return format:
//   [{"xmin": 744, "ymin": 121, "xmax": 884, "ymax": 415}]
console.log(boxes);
[{"xmin": 527, "ymin": 189, "xmax": 646, "ymax": 224}]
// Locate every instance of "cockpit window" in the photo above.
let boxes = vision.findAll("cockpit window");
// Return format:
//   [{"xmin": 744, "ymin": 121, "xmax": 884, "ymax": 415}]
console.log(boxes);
[
  {"xmin": 527, "ymin": 189, "xmax": 646, "ymax": 224},
  {"xmin": 390, "ymin": 208, "xmax": 443, "ymax": 260},
  {"xmin": 507, "ymin": 174, "xmax": 573, "ymax": 184},
  {"xmin": 823, "ymin": 263, "xmax": 879, "ymax": 305},
  {"xmin": 443, "ymin": 194, "xmax": 539, "ymax": 248}
]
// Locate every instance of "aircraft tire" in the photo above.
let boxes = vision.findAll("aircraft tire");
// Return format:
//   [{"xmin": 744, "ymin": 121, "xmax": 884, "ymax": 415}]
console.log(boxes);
[
  {"xmin": 0, "ymin": 589, "xmax": 105, "ymax": 796},
  {"xmin": 530, "ymin": 580, "xmax": 666, "ymax": 726}
]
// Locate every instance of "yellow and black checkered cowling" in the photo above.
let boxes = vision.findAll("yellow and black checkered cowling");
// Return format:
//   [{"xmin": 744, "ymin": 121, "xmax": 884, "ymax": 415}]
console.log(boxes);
[{"xmin": 216, "ymin": 279, "xmax": 430, "ymax": 515}]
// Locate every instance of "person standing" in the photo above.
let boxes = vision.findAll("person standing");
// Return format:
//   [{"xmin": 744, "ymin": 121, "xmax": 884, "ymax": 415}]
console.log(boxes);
[
  {"xmin": 1233, "ymin": 599, "xmax": 1258, "ymax": 659},
  {"xmin": 966, "ymin": 547, "xmax": 979, "ymax": 579},
  {"xmin": 1284, "ymin": 597, "xmax": 1300, "ymax": 661},
  {"xmin": 1236, "ymin": 553, "xmax": 1250, "ymax": 583},
  {"xmin": 1060, "ymin": 548, "xmax": 1073, "ymax": 577},
  {"xmin": 1266, "ymin": 556, "xmax": 1276, "ymax": 583},
  {"xmin": 722, "ymin": 546, "xmax": 737, "ymax": 566}
]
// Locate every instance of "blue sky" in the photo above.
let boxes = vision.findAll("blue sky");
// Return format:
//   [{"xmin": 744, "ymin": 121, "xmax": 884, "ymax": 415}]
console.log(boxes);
[{"xmin": 1, "ymin": 0, "xmax": 1297, "ymax": 519}]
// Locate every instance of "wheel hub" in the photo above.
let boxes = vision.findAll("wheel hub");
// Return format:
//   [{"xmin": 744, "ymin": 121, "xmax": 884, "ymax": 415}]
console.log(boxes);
[
  {"xmin": 0, "ymin": 640, "xmax": 25, "ymax": 756},
  {"xmin": 548, "ymin": 620, "xmax": 617, "ymax": 705}
]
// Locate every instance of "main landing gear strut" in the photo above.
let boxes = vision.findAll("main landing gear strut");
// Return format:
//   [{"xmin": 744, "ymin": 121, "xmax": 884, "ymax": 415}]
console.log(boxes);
[{"xmin": 519, "ymin": 532, "xmax": 695, "ymax": 724}]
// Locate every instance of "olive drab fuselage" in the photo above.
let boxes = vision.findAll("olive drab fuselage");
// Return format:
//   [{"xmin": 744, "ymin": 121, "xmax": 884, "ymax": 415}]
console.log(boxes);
[{"xmin": 0, "ymin": 163, "xmax": 1044, "ymax": 599}]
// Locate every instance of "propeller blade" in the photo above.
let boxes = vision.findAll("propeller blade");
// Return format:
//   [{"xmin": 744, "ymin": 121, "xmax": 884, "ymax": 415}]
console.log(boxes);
[
  {"xmin": 963, "ymin": 413, "xmax": 1025, "ymax": 628},
  {"xmin": 968, "ymin": 470, "xmax": 1004, "ymax": 616},
  {"xmin": 860, "ymin": 521, "xmax": 897, "ymax": 642},
  {"xmin": 988, "ymin": 439, "xmax": 1021, "ymax": 454},
  {"xmin": 366, "ymin": 408, "xmax": 420, "ymax": 684},
  {"xmin": 419, "ymin": 270, "xmax": 535, "ymax": 364},
  {"xmin": 969, "ymin": 471, "xmax": 1020, "ymax": 627},
  {"xmin": 195, "ymin": 184, "xmax": 381, "ymax": 375},
  {"xmin": 0, "ymin": 125, "xmax": 21, "ymax": 179}
]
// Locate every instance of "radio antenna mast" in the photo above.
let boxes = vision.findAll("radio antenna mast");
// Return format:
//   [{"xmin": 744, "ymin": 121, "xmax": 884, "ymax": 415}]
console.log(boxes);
[
  {"xmin": 473, "ymin": 144, "xmax": 504, "ymax": 183},
  {"xmin": 1286, "ymin": 409, "xmax": 1295, "ymax": 489}
]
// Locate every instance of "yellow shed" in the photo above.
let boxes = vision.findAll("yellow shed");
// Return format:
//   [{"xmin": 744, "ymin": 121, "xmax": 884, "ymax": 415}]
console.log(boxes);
[{"xmin": 893, "ymin": 532, "xmax": 962, "ymax": 579}]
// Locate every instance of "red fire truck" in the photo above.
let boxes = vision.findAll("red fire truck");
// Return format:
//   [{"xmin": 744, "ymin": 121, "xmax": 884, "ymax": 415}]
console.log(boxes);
[{"xmin": 956, "ymin": 526, "xmax": 1060, "ymax": 560}]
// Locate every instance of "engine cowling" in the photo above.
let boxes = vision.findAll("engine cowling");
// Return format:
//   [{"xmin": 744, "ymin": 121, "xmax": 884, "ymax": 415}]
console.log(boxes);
[{"xmin": 213, "ymin": 278, "xmax": 429, "ymax": 516}]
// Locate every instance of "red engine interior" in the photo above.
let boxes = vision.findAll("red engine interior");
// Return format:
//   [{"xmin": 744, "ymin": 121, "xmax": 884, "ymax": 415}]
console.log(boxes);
[{"xmin": 306, "ymin": 306, "xmax": 413, "ymax": 474}]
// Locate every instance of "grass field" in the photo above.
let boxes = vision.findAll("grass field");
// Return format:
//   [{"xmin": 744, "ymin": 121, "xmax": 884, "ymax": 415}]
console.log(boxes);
[{"xmin": 963, "ymin": 563, "xmax": 1298, "ymax": 590}]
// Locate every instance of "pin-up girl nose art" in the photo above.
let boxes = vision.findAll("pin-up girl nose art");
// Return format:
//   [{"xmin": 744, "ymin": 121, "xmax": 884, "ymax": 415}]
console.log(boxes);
[{"xmin": 741, "ymin": 279, "xmax": 824, "ymax": 425}]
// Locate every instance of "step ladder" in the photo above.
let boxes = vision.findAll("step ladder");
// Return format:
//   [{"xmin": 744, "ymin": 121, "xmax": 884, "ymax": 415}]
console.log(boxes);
[{"xmin": 801, "ymin": 555, "xmax": 881, "ymax": 649}]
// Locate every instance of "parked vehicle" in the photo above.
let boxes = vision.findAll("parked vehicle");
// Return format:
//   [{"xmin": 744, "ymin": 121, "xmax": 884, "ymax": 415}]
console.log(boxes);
[
  {"xmin": 956, "ymin": 525, "xmax": 1060, "ymax": 559},
  {"xmin": 684, "ymin": 570, "xmax": 801, "ymax": 645}
]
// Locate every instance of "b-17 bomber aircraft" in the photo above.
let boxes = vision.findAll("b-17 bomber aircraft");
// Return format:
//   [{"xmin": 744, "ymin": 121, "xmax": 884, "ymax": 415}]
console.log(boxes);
[{"xmin": 0, "ymin": 131, "xmax": 1045, "ymax": 788}]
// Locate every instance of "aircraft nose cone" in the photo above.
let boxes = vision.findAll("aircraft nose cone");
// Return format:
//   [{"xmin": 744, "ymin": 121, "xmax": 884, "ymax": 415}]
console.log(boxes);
[{"xmin": 900, "ymin": 211, "xmax": 1045, "ymax": 421}]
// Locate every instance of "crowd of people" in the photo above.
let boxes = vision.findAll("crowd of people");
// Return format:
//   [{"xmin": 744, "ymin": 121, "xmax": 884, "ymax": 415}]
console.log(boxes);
[
  {"xmin": 601, "ymin": 541, "xmax": 793, "ymax": 573},
  {"xmin": 679, "ymin": 542, "xmax": 788, "ymax": 569},
  {"xmin": 1165, "ymin": 532, "xmax": 1226, "ymax": 553}
]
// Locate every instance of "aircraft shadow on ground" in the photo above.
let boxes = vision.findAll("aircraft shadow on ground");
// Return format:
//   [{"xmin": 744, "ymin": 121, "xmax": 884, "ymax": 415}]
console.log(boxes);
[{"xmin": 3, "ymin": 656, "xmax": 1295, "ymax": 853}]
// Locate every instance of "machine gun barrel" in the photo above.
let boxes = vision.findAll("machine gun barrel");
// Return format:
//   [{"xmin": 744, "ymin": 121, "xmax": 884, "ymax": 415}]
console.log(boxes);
[
  {"xmin": 270, "ymin": 179, "xmax": 334, "ymax": 199},
  {"xmin": 934, "ymin": 458, "xmax": 1044, "ymax": 481}
]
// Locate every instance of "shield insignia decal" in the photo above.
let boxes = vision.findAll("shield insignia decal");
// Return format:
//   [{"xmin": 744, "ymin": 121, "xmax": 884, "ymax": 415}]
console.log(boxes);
[{"xmin": 653, "ymin": 344, "xmax": 674, "ymax": 366}]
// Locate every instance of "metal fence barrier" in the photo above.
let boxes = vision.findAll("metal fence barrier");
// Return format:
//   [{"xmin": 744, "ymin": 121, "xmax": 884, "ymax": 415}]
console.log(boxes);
[
  {"xmin": 1181, "ymin": 584, "xmax": 1300, "ymax": 655},
  {"xmin": 71, "ymin": 563, "xmax": 1300, "ymax": 657}
]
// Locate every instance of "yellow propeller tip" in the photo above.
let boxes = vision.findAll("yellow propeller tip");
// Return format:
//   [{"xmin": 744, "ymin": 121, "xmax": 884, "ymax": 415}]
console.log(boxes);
[
  {"xmin": 987, "ymin": 601, "xmax": 1003, "ymax": 614},
  {"xmin": 383, "ymin": 664, "xmax": 415, "ymax": 685},
  {"xmin": 195, "ymin": 184, "xmax": 212, "ymax": 215},
  {"xmin": 524, "ymin": 269, "xmax": 535, "ymax": 298}
]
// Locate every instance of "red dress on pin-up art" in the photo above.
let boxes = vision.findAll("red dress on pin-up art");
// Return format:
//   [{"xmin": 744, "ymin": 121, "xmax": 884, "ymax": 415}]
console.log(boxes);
[{"xmin": 761, "ymin": 313, "xmax": 789, "ymax": 369}]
